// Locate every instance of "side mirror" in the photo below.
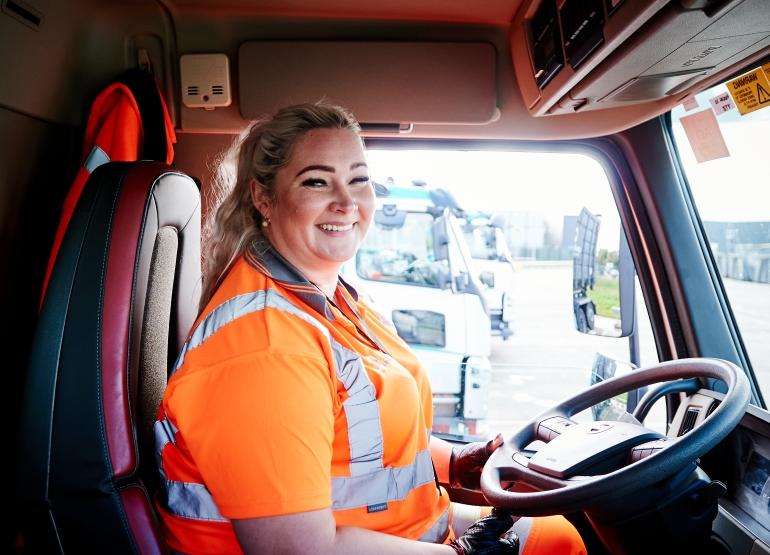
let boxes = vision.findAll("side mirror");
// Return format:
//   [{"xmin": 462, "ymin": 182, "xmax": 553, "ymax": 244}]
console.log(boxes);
[
  {"xmin": 571, "ymin": 208, "xmax": 634, "ymax": 338},
  {"xmin": 479, "ymin": 270, "xmax": 495, "ymax": 289},
  {"xmin": 436, "ymin": 266, "xmax": 453, "ymax": 290},
  {"xmin": 431, "ymin": 215, "xmax": 450, "ymax": 262},
  {"xmin": 454, "ymin": 272, "xmax": 469, "ymax": 292},
  {"xmin": 375, "ymin": 204, "xmax": 406, "ymax": 229}
]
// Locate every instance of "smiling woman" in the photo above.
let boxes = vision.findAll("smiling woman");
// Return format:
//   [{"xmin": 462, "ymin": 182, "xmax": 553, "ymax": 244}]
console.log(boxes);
[
  {"xmin": 153, "ymin": 103, "xmax": 584, "ymax": 554},
  {"xmin": 249, "ymin": 127, "xmax": 374, "ymax": 297},
  {"xmin": 199, "ymin": 103, "xmax": 366, "ymax": 308}
]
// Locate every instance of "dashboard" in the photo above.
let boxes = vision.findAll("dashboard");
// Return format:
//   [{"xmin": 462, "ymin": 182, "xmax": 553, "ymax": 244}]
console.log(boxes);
[{"xmin": 673, "ymin": 391, "xmax": 770, "ymax": 551}]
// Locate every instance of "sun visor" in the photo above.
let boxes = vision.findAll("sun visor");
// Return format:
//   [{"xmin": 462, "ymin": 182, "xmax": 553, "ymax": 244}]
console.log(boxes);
[{"xmin": 238, "ymin": 41, "xmax": 498, "ymax": 127}]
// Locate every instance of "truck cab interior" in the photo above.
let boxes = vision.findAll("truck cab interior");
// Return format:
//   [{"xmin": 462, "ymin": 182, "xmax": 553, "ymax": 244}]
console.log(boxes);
[{"xmin": 3, "ymin": 0, "xmax": 770, "ymax": 553}]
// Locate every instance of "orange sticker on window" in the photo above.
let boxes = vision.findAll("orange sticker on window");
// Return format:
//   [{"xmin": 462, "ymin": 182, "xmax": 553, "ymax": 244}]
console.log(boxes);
[
  {"xmin": 679, "ymin": 109, "xmax": 730, "ymax": 163},
  {"xmin": 726, "ymin": 63, "xmax": 770, "ymax": 116}
]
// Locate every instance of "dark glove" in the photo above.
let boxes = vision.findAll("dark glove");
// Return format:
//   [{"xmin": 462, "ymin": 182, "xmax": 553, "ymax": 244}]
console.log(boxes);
[
  {"xmin": 450, "ymin": 433, "xmax": 504, "ymax": 490},
  {"xmin": 448, "ymin": 509, "xmax": 520, "ymax": 555}
]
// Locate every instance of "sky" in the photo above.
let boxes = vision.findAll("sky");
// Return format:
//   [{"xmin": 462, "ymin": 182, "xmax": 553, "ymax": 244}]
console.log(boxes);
[
  {"xmin": 365, "ymin": 149, "xmax": 623, "ymax": 250},
  {"xmin": 365, "ymin": 85, "xmax": 769, "ymax": 252}
]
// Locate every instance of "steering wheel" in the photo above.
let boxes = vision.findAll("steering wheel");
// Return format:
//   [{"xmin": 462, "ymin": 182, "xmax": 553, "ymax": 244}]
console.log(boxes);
[{"xmin": 480, "ymin": 358, "xmax": 750, "ymax": 515}]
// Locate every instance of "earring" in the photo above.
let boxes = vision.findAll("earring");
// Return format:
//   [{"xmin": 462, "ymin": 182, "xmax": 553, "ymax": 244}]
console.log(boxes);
[{"xmin": 262, "ymin": 217, "xmax": 271, "ymax": 228}]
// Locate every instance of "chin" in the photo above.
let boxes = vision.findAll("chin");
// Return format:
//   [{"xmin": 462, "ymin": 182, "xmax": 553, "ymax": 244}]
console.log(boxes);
[{"xmin": 318, "ymin": 249, "xmax": 357, "ymax": 265}]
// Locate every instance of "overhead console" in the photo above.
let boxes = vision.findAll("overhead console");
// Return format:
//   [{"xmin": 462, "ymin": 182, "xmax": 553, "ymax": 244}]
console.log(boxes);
[{"xmin": 512, "ymin": 0, "xmax": 770, "ymax": 115}]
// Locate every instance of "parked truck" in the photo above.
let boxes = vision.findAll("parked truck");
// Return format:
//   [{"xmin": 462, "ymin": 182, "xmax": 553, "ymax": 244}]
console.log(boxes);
[
  {"xmin": 461, "ymin": 214, "xmax": 514, "ymax": 339},
  {"xmin": 341, "ymin": 183, "xmax": 492, "ymax": 435},
  {"xmin": 572, "ymin": 207, "xmax": 600, "ymax": 333}
]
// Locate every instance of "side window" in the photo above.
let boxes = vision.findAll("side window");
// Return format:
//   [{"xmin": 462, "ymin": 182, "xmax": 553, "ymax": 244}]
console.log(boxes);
[
  {"xmin": 671, "ymin": 78, "xmax": 770, "ymax": 405},
  {"xmin": 363, "ymin": 149, "xmax": 660, "ymax": 437}
]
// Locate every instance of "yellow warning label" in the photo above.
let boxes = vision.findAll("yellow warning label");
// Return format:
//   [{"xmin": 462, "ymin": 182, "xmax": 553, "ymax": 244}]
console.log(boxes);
[{"xmin": 727, "ymin": 63, "xmax": 770, "ymax": 116}]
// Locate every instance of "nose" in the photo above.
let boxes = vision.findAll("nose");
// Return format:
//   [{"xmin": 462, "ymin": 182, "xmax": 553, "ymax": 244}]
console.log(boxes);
[{"xmin": 330, "ymin": 182, "xmax": 358, "ymax": 212}]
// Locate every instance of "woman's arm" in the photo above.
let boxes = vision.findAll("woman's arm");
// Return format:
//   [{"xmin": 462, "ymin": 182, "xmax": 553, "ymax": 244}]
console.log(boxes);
[
  {"xmin": 233, "ymin": 508, "xmax": 454, "ymax": 554},
  {"xmin": 430, "ymin": 435, "xmax": 454, "ymax": 485}
]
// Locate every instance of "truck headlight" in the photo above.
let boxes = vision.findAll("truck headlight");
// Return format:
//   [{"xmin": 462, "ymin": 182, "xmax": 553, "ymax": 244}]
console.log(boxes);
[{"xmin": 392, "ymin": 310, "xmax": 445, "ymax": 347}]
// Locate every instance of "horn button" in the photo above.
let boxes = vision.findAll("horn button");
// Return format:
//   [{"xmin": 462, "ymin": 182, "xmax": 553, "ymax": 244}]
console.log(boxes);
[{"xmin": 527, "ymin": 418, "xmax": 663, "ymax": 479}]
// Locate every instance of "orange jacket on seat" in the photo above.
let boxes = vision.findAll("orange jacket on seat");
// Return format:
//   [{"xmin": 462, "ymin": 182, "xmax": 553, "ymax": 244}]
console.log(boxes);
[{"xmin": 41, "ymin": 71, "xmax": 175, "ymax": 304}]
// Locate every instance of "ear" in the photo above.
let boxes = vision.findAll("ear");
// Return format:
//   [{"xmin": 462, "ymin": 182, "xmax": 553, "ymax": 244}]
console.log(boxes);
[{"xmin": 249, "ymin": 179, "xmax": 271, "ymax": 219}]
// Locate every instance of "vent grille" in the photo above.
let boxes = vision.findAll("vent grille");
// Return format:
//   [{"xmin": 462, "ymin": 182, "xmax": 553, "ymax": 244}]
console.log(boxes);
[
  {"xmin": 706, "ymin": 400, "xmax": 720, "ymax": 418},
  {"xmin": 186, "ymin": 86, "xmax": 200, "ymax": 96},
  {"xmin": 679, "ymin": 407, "xmax": 700, "ymax": 436},
  {"xmin": 3, "ymin": 0, "xmax": 43, "ymax": 30},
  {"xmin": 212, "ymin": 85, "xmax": 225, "ymax": 95}
]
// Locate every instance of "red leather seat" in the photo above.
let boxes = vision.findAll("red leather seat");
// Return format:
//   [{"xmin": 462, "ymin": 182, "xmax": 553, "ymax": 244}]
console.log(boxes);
[{"xmin": 17, "ymin": 161, "xmax": 201, "ymax": 553}]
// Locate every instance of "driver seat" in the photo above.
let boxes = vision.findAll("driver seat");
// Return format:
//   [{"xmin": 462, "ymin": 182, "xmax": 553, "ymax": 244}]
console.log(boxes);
[{"xmin": 17, "ymin": 161, "xmax": 201, "ymax": 553}]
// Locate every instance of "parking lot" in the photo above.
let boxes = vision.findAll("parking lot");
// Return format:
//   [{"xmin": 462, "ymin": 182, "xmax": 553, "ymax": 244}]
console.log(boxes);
[
  {"xmin": 436, "ymin": 263, "xmax": 768, "ymax": 438},
  {"xmin": 482, "ymin": 263, "xmax": 654, "ymax": 433}
]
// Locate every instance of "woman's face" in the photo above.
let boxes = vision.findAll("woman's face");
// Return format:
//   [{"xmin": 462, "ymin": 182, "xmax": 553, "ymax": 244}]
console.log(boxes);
[{"xmin": 253, "ymin": 127, "xmax": 375, "ymax": 280}]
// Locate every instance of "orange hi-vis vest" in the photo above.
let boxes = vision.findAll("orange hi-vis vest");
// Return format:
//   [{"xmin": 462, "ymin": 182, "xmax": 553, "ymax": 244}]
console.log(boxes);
[
  {"xmin": 154, "ymin": 242, "xmax": 451, "ymax": 553},
  {"xmin": 40, "ymin": 69, "xmax": 176, "ymax": 304}
]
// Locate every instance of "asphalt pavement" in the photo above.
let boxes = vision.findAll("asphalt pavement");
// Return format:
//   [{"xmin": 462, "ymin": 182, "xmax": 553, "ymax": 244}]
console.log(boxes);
[
  {"xmin": 486, "ymin": 263, "xmax": 658, "ymax": 436},
  {"xmin": 443, "ymin": 265, "xmax": 769, "ymax": 439}
]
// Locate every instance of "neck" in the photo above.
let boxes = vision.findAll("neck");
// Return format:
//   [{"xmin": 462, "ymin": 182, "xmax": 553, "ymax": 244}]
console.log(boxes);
[
  {"xmin": 311, "ymin": 275, "xmax": 339, "ymax": 299},
  {"xmin": 263, "ymin": 238, "xmax": 340, "ymax": 298}
]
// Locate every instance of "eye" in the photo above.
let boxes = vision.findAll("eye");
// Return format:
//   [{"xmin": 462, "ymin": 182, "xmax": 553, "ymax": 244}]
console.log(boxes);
[
  {"xmin": 350, "ymin": 176, "xmax": 371, "ymax": 186},
  {"xmin": 301, "ymin": 178, "xmax": 327, "ymax": 187}
]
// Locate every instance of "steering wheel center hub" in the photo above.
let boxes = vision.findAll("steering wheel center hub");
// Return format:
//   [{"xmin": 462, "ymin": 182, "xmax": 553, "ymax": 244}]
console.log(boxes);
[{"xmin": 527, "ymin": 421, "xmax": 663, "ymax": 478}]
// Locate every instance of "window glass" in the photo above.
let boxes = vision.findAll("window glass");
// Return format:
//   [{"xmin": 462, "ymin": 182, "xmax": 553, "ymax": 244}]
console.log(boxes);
[
  {"xmin": 670, "ymin": 79, "xmax": 770, "ymax": 404},
  {"xmin": 465, "ymin": 226, "xmax": 498, "ymax": 260},
  {"xmin": 356, "ymin": 211, "xmax": 447, "ymax": 288},
  {"xmin": 355, "ymin": 148, "xmax": 660, "ymax": 438}
]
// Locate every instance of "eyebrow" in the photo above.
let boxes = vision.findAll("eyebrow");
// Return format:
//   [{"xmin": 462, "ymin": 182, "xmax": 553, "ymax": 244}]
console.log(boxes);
[{"xmin": 296, "ymin": 162, "xmax": 368, "ymax": 177}]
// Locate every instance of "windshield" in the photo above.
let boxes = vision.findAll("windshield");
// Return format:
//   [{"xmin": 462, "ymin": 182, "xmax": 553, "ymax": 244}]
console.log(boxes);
[
  {"xmin": 356, "ymin": 211, "xmax": 447, "ymax": 288},
  {"xmin": 464, "ymin": 225, "xmax": 498, "ymax": 260},
  {"xmin": 671, "ymin": 75, "xmax": 770, "ymax": 404}
]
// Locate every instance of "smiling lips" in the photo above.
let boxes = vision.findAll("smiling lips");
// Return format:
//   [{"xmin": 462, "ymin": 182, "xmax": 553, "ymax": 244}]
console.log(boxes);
[{"xmin": 319, "ymin": 223, "xmax": 355, "ymax": 232}]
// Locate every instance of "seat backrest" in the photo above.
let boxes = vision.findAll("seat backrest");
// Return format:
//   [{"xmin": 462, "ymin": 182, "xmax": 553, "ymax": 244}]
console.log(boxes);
[{"xmin": 17, "ymin": 161, "xmax": 201, "ymax": 554}]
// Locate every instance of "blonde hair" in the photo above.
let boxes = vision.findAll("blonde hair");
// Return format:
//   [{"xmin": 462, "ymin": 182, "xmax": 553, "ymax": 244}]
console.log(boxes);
[{"xmin": 200, "ymin": 103, "xmax": 361, "ymax": 310}]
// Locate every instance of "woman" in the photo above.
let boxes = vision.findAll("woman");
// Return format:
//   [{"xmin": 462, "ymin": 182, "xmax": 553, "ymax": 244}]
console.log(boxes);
[{"xmin": 154, "ymin": 103, "xmax": 585, "ymax": 554}]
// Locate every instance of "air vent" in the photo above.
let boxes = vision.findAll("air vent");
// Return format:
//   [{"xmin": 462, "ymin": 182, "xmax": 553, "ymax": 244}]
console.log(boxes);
[
  {"xmin": 211, "ymin": 85, "xmax": 224, "ymax": 95},
  {"xmin": 559, "ymin": 0, "xmax": 605, "ymax": 70},
  {"xmin": 528, "ymin": 0, "xmax": 564, "ymax": 89},
  {"xmin": 705, "ymin": 400, "xmax": 720, "ymax": 418},
  {"xmin": 679, "ymin": 407, "xmax": 701, "ymax": 436},
  {"xmin": 2, "ymin": 0, "xmax": 43, "ymax": 30},
  {"xmin": 186, "ymin": 86, "xmax": 199, "ymax": 96}
]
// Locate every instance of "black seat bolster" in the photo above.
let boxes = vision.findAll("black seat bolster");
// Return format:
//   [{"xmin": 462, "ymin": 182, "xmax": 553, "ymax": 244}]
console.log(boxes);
[{"xmin": 17, "ymin": 161, "xmax": 201, "ymax": 554}]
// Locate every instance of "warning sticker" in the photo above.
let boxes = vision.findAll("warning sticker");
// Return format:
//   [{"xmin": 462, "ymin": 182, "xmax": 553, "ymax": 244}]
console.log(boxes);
[
  {"xmin": 709, "ymin": 92, "xmax": 735, "ymax": 115},
  {"xmin": 726, "ymin": 63, "xmax": 770, "ymax": 116}
]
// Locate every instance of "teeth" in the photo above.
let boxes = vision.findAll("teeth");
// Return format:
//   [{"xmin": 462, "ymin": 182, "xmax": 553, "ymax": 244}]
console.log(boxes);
[{"xmin": 320, "ymin": 223, "xmax": 353, "ymax": 232}]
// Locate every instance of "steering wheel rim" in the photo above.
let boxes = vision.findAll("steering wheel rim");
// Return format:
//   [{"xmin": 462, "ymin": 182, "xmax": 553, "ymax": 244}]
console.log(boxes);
[{"xmin": 480, "ymin": 358, "xmax": 750, "ymax": 515}]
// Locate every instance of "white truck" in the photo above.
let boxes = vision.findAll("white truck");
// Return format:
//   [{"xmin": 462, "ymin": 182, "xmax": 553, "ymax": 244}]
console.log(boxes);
[
  {"xmin": 342, "ymin": 184, "xmax": 491, "ymax": 435},
  {"xmin": 461, "ymin": 214, "xmax": 515, "ymax": 340}
]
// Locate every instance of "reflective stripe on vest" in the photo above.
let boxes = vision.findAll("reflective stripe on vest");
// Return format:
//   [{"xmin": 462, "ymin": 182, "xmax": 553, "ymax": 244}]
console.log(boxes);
[
  {"xmin": 418, "ymin": 505, "xmax": 450, "ymax": 543},
  {"xmin": 171, "ymin": 289, "xmax": 330, "ymax": 374},
  {"xmin": 156, "ymin": 287, "xmax": 440, "ymax": 535},
  {"xmin": 331, "ymin": 448, "xmax": 434, "ymax": 510},
  {"xmin": 83, "ymin": 144, "xmax": 111, "ymax": 173},
  {"xmin": 154, "ymin": 416, "xmax": 178, "ymax": 471}
]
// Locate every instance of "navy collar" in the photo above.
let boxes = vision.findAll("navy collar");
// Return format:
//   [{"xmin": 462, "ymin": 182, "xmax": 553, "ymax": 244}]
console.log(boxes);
[{"xmin": 245, "ymin": 239, "xmax": 359, "ymax": 319}]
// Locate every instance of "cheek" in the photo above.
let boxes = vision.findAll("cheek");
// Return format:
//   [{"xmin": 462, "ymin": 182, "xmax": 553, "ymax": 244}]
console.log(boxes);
[
  {"xmin": 276, "ymin": 191, "xmax": 315, "ymax": 221},
  {"xmin": 357, "ymin": 189, "xmax": 376, "ymax": 226}
]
